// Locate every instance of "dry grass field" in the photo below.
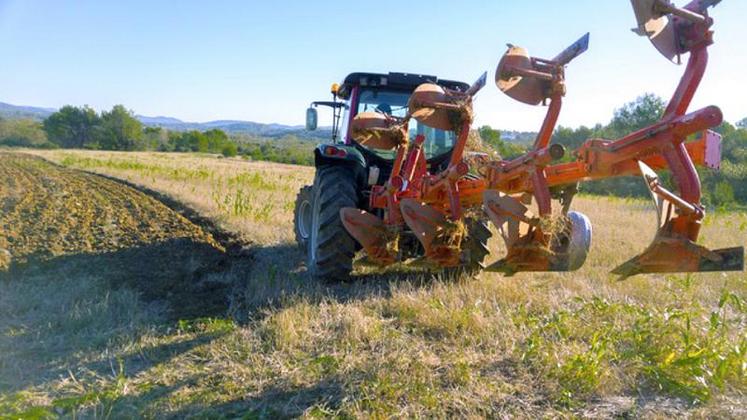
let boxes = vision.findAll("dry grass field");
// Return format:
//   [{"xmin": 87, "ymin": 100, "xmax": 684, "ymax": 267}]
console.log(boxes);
[{"xmin": 1, "ymin": 149, "xmax": 746, "ymax": 418}]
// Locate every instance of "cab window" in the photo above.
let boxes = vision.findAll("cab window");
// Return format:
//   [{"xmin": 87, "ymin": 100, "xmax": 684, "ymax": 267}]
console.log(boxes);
[{"xmin": 356, "ymin": 88, "xmax": 456, "ymax": 159}]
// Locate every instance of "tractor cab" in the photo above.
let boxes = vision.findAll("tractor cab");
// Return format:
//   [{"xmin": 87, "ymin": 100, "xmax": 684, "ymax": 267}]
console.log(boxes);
[
  {"xmin": 297, "ymin": 72, "xmax": 480, "ymax": 280},
  {"xmin": 306, "ymin": 72, "xmax": 470, "ymax": 176}
]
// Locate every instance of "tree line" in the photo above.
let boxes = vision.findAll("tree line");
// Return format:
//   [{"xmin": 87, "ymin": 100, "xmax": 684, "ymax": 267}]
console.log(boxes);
[
  {"xmin": 475, "ymin": 93, "xmax": 747, "ymax": 207},
  {"xmin": 1, "ymin": 98, "xmax": 745, "ymax": 206},
  {"xmin": 0, "ymin": 104, "xmax": 316, "ymax": 165},
  {"xmin": 0, "ymin": 105, "xmax": 239, "ymax": 156},
  {"xmin": 547, "ymin": 94, "xmax": 747, "ymax": 207}
]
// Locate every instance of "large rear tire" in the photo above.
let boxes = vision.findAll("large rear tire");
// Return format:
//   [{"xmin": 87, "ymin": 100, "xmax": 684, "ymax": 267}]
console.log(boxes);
[{"xmin": 307, "ymin": 166, "xmax": 359, "ymax": 281}]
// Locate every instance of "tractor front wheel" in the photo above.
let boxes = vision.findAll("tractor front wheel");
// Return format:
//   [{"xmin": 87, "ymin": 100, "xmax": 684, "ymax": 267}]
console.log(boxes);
[{"xmin": 307, "ymin": 166, "xmax": 358, "ymax": 281}]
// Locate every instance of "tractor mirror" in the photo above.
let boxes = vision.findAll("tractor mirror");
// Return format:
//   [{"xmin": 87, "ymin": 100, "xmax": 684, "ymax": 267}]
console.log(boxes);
[{"xmin": 305, "ymin": 107, "xmax": 318, "ymax": 131}]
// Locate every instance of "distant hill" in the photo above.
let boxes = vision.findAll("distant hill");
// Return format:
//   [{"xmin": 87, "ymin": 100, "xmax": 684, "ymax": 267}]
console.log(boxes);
[
  {"xmin": 0, "ymin": 102, "xmax": 55, "ymax": 120},
  {"xmin": 135, "ymin": 115, "xmax": 185, "ymax": 126},
  {"xmin": 1, "ymin": 100, "xmax": 531, "ymax": 143},
  {"xmin": 0, "ymin": 101, "xmax": 330, "ymax": 140},
  {"xmin": 133, "ymin": 115, "xmax": 331, "ymax": 140}
]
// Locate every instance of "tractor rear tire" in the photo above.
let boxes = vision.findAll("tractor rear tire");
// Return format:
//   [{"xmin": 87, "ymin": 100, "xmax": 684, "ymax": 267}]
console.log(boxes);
[
  {"xmin": 293, "ymin": 185, "xmax": 313, "ymax": 250},
  {"xmin": 307, "ymin": 166, "xmax": 358, "ymax": 281}
]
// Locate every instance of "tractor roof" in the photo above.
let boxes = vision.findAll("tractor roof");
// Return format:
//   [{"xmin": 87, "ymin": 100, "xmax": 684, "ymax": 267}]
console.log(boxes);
[{"xmin": 337, "ymin": 72, "xmax": 469, "ymax": 100}]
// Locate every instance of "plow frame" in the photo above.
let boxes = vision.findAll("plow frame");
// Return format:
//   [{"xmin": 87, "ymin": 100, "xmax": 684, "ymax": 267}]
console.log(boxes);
[{"xmin": 336, "ymin": 0, "xmax": 743, "ymax": 277}]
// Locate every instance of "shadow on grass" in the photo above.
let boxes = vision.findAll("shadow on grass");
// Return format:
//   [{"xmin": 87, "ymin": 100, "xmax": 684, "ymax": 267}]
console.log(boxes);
[
  {"xmin": 1, "ymin": 237, "xmax": 250, "ymax": 319},
  {"xmin": 163, "ymin": 377, "xmax": 345, "ymax": 419},
  {"xmin": 0, "ymin": 237, "xmax": 250, "ymax": 394},
  {"xmin": 0, "ymin": 238, "xmax": 453, "ymax": 415},
  {"xmin": 237, "ymin": 242, "xmax": 455, "ymax": 318}
]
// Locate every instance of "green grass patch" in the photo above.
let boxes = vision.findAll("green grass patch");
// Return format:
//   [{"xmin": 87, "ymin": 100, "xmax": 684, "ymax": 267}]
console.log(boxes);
[{"xmin": 516, "ymin": 288, "xmax": 747, "ymax": 407}]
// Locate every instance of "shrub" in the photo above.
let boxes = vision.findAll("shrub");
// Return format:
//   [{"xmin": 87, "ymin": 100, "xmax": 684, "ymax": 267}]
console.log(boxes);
[{"xmin": 221, "ymin": 142, "xmax": 238, "ymax": 157}]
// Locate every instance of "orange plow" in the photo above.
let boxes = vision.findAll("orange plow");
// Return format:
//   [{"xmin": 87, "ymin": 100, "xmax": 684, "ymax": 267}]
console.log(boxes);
[{"xmin": 333, "ymin": 0, "xmax": 742, "ymax": 279}]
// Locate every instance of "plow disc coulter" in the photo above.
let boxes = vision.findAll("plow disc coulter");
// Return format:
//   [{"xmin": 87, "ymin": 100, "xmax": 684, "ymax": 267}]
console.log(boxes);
[{"xmin": 295, "ymin": 0, "xmax": 743, "ymax": 281}]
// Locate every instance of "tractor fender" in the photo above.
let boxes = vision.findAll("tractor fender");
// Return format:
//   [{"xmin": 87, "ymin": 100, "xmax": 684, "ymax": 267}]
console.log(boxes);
[{"xmin": 313, "ymin": 144, "xmax": 367, "ymax": 169}]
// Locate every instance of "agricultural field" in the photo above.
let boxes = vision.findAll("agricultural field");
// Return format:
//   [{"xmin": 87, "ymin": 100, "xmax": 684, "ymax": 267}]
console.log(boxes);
[{"xmin": 2, "ymin": 149, "xmax": 746, "ymax": 418}]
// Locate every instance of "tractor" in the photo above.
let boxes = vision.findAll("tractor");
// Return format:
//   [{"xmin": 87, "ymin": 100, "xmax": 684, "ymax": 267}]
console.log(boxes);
[{"xmin": 295, "ymin": 72, "xmax": 492, "ymax": 281}]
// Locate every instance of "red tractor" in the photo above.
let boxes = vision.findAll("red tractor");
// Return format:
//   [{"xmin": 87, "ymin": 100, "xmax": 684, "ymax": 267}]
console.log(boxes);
[{"xmin": 295, "ymin": 73, "xmax": 492, "ymax": 281}]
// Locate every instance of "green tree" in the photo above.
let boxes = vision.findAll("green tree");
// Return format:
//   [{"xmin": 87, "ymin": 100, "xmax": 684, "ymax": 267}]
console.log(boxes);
[
  {"xmin": 477, "ymin": 126, "xmax": 524, "ymax": 159},
  {"xmin": 551, "ymin": 95, "xmax": 666, "ymax": 199},
  {"xmin": 0, "ymin": 118, "xmax": 52, "ymax": 148},
  {"xmin": 143, "ymin": 126, "xmax": 169, "ymax": 150},
  {"xmin": 95, "ymin": 105, "xmax": 143, "ymax": 150},
  {"xmin": 168, "ymin": 130, "xmax": 208, "ymax": 152},
  {"xmin": 712, "ymin": 180, "xmax": 735, "ymax": 206},
  {"xmin": 551, "ymin": 125, "xmax": 602, "ymax": 154},
  {"xmin": 717, "ymin": 123, "xmax": 747, "ymax": 162},
  {"xmin": 608, "ymin": 93, "xmax": 665, "ymax": 137},
  {"xmin": 43, "ymin": 105, "xmax": 100, "ymax": 148},
  {"xmin": 204, "ymin": 129, "xmax": 229, "ymax": 152},
  {"xmin": 168, "ymin": 131, "xmax": 188, "ymax": 151},
  {"xmin": 194, "ymin": 131, "xmax": 208, "ymax": 152},
  {"xmin": 709, "ymin": 125, "xmax": 747, "ymax": 205},
  {"xmin": 221, "ymin": 142, "xmax": 238, "ymax": 157}
]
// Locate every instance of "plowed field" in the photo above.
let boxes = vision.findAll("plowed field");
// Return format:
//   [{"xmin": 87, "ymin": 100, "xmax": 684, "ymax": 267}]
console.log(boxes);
[{"xmin": 0, "ymin": 152, "xmax": 249, "ymax": 318}]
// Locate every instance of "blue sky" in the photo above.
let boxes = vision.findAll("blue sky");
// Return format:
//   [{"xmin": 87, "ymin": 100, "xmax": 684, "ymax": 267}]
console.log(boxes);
[{"xmin": 1, "ymin": 0, "xmax": 745, "ymax": 131}]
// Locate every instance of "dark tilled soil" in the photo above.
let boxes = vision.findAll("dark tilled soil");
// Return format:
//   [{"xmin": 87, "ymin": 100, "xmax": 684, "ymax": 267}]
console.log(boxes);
[{"xmin": 0, "ymin": 152, "xmax": 250, "ymax": 318}]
